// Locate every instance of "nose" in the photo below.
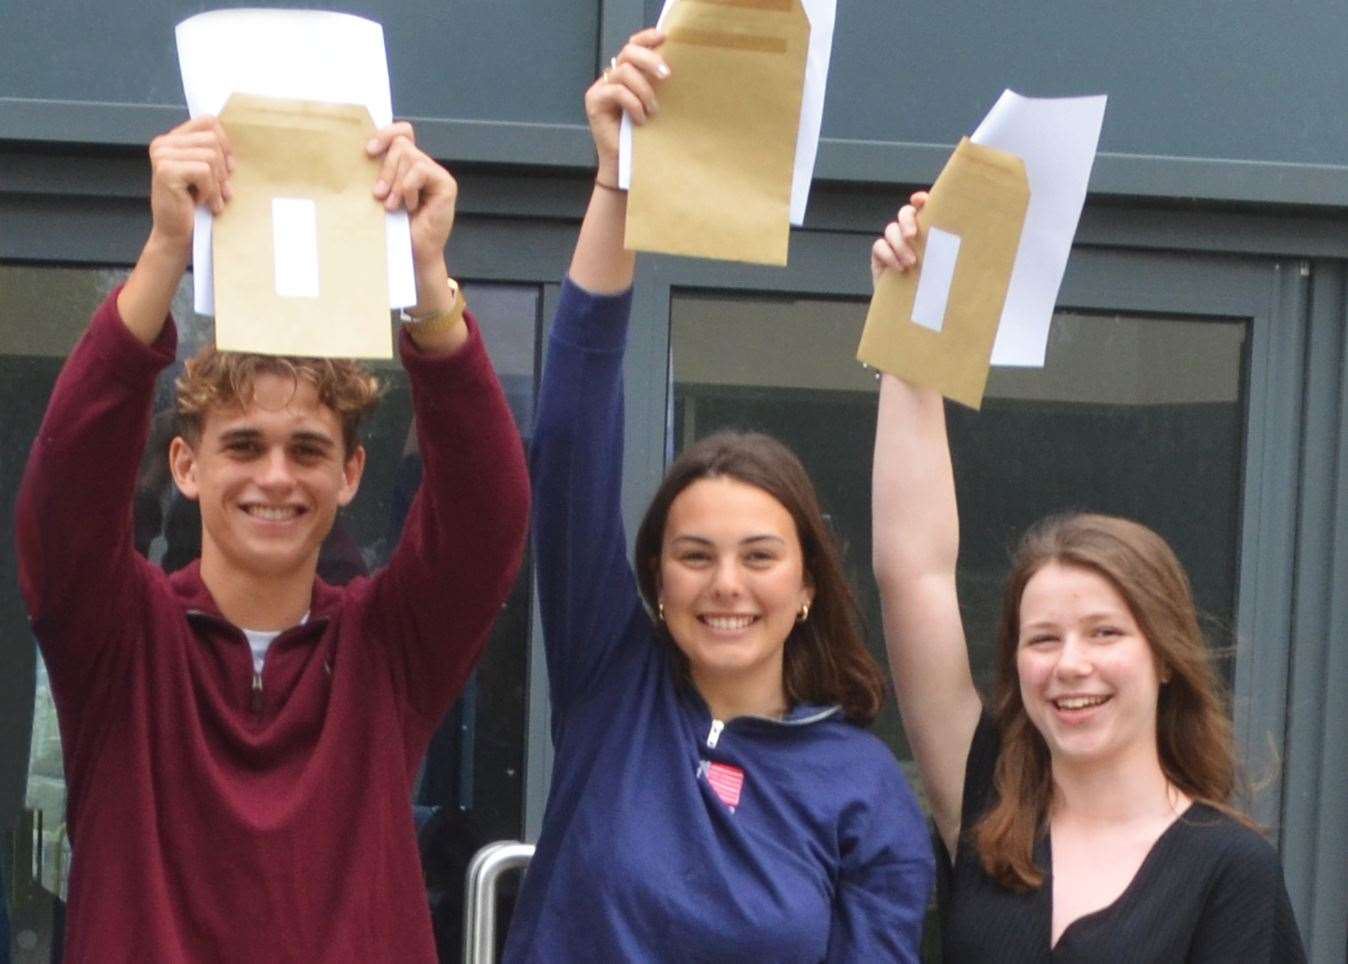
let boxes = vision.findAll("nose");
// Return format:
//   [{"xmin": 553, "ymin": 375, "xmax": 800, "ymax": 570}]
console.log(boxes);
[
  {"xmin": 1054, "ymin": 634, "xmax": 1093, "ymax": 678},
  {"xmin": 709, "ymin": 557, "xmax": 744, "ymax": 600},
  {"xmin": 255, "ymin": 447, "xmax": 295, "ymax": 490}
]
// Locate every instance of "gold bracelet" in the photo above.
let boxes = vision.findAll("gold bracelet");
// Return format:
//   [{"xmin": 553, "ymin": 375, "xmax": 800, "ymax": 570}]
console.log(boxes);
[{"xmin": 401, "ymin": 277, "xmax": 466, "ymax": 334}]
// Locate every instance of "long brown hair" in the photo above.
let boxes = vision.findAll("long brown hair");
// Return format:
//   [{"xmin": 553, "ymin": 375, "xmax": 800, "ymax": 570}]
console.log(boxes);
[
  {"xmin": 973, "ymin": 513, "xmax": 1251, "ymax": 890},
  {"xmin": 633, "ymin": 431, "xmax": 886, "ymax": 724}
]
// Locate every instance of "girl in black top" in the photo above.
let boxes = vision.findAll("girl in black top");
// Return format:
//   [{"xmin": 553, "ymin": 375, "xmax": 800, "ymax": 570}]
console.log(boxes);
[{"xmin": 869, "ymin": 196, "xmax": 1306, "ymax": 962}]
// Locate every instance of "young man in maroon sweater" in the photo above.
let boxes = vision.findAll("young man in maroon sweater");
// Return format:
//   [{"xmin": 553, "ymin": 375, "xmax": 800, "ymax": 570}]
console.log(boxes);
[{"xmin": 15, "ymin": 116, "xmax": 530, "ymax": 960}]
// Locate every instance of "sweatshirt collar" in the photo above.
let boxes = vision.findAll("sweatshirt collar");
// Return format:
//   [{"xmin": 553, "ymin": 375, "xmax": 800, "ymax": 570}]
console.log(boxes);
[{"xmin": 169, "ymin": 559, "xmax": 343, "ymax": 626}]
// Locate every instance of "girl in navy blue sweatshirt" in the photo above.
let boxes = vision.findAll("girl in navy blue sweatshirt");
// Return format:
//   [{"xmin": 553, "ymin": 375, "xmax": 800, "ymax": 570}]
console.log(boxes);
[{"xmin": 503, "ymin": 29, "xmax": 933, "ymax": 963}]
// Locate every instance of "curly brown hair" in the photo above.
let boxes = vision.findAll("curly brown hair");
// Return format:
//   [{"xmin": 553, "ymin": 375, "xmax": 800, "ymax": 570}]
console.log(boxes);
[
  {"xmin": 174, "ymin": 347, "xmax": 382, "ymax": 455},
  {"xmin": 634, "ymin": 431, "xmax": 887, "ymax": 725}
]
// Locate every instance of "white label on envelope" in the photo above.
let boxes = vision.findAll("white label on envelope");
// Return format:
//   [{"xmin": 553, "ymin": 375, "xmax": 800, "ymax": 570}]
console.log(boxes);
[
  {"xmin": 911, "ymin": 227, "xmax": 961, "ymax": 333},
  {"xmin": 272, "ymin": 198, "xmax": 321, "ymax": 299}
]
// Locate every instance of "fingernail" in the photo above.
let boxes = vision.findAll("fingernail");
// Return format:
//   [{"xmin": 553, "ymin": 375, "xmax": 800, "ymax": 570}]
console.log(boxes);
[
  {"xmin": 373, "ymin": 180, "xmax": 388, "ymax": 196},
  {"xmin": 366, "ymin": 138, "xmax": 380, "ymax": 153},
  {"xmin": 657, "ymin": 64, "xmax": 670, "ymax": 79}
]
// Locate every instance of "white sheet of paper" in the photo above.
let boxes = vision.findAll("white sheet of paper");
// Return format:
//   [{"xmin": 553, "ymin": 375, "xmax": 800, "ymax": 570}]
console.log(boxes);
[
  {"xmin": 972, "ymin": 90, "xmax": 1107, "ymax": 366},
  {"xmin": 618, "ymin": 0, "xmax": 835, "ymax": 226},
  {"xmin": 911, "ymin": 227, "xmax": 961, "ymax": 333},
  {"xmin": 176, "ymin": 9, "xmax": 416, "ymax": 315},
  {"xmin": 271, "ymin": 198, "xmax": 321, "ymax": 298}
]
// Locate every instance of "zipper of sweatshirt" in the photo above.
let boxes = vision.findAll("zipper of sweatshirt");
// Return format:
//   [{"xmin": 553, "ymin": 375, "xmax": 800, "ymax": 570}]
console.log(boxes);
[
  {"xmin": 706, "ymin": 718, "xmax": 725, "ymax": 748},
  {"xmin": 251, "ymin": 671, "xmax": 264, "ymax": 715}
]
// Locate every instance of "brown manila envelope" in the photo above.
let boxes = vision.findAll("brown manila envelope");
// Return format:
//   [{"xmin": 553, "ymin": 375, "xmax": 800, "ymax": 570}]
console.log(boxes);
[
  {"xmin": 856, "ymin": 138, "xmax": 1030, "ymax": 409},
  {"xmin": 214, "ymin": 93, "xmax": 392, "ymax": 359},
  {"xmin": 627, "ymin": 0, "xmax": 809, "ymax": 266}
]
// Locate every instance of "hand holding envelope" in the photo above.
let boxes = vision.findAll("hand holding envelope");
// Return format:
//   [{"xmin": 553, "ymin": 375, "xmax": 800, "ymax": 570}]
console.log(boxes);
[
  {"xmin": 620, "ymin": 0, "xmax": 836, "ymax": 267},
  {"xmin": 858, "ymin": 140, "xmax": 1031, "ymax": 410},
  {"xmin": 176, "ymin": 9, "xmax": 422, "ymax": 358},
  {"xmin": 858, "ymin": 91, "xmax": 1107, "ymax": 409}
]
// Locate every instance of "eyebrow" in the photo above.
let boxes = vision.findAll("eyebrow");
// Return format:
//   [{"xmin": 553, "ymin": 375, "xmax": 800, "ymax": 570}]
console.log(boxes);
[
  {"xmin": 668, "ymin": 534, "xmax": 787, "ymax": 547},
  {"xmin": 217, "ymin": 428, "xmax": 337, "ymax": 450},
  {"xmin": 1021, "ymin": 611, "xmax": 1128, "ymax": 630}
]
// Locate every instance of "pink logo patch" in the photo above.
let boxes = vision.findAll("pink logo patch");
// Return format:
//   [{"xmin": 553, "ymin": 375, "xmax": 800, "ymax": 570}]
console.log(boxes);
[{"xmin": 705, "ymin": 761, "xmax": 745, "ymax": 811}]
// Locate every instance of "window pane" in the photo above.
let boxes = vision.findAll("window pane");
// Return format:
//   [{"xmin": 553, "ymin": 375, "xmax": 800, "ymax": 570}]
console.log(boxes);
[{"xmin": 670, "ymin": 292, "xmax": 1247, "ymax": 783}]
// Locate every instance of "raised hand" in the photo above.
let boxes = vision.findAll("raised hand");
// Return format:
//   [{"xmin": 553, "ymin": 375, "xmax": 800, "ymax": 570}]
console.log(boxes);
[
  {"xmin": 584, "ymin": 28, "xmax": 669, "ymax": 182},
  {"xmin": 146, "ymin": 115, "xmax": 234, "ymax": 260},
  {"xmin": 366, "ymin": 122, "xmax": 458, "ymax": 270},
  {"xmin": 870, "ymin": 191, "xmax": 928, "ymax": 287}
]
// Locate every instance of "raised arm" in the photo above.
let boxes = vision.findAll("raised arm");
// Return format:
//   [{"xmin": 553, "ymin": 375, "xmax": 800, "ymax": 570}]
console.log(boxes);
[
  {"xmin": 530, "ymin": 31, "xmax": 669, "ymax": 728},
  {"xmin": 363, "ymin": 123, "xmax": 529, "ymax": 721},
  {"xmin": 870, "ymin": 197, "xmax": 982, "ymax": 854},
  {"xmin": 118, "ymin": 117, "xmax": 233, "ymax": 343},
  {"xmin": 570, "ymin": 28, "xmax": 667, "ymax": 294},
  {"xmin": 16, "ymin": 120, "xmax": 225, "ymax": 680}
]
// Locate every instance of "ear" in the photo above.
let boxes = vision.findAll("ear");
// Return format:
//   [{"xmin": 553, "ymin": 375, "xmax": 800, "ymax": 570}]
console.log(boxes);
[
  {"xmin": 801, "ymin": 567, "xmax": 816, "ymax": 607},
  {"xmin": 168, "ymin": 436, "xmax": 201, "ymax": 501},
  {"xmin": 338, "ymin": 443, "xmax": 367, "ymax": 507}
]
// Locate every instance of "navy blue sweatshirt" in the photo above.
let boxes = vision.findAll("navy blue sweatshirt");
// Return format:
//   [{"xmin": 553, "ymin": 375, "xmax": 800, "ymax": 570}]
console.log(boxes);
[{"xmin": 503, "ymin": 280, "xmax": 933, "ymax": 962}]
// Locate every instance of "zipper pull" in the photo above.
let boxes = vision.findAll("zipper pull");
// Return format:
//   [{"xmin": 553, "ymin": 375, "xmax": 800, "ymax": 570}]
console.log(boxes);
[
  {"xmin": 706, "ymin": 719, "xmax": 724, "ymax": 749},
  {"xmin": 251, "ymin": 672, "xmax": 264, "ymax": 715}
]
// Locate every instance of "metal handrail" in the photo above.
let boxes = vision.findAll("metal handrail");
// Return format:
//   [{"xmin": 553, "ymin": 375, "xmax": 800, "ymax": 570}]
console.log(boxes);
[{"xmin": 462, "ymin": 840, "xmax": 535, "ymax": 964}]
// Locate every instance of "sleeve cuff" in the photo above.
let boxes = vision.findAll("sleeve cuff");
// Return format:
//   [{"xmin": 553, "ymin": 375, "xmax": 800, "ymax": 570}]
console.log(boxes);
[{"xmin": 554, "ymin": 277, "xmax": 633, "ymax": 354}]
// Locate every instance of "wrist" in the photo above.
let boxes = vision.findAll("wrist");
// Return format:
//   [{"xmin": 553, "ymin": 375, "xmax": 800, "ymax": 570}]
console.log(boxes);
[
  {"xmin": 410, "ymin": 259, "xmax": 452, "ymax": 313},
  {"xmin": 142, "ymin": 229, "xmax": 193, "ymax": 271},
  {"xmin": 403, "ymin": 277, "xmax": 469, "ymax": 354}
]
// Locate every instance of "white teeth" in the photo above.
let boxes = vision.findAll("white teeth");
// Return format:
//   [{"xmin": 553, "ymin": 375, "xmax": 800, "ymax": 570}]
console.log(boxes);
[
  {"xmin": 1055, "ymin": 695, "xmax": 1109, "ymax": 710},
  {"xmin": 704, "ymin": 616, "xmax": 754, "ymax": 631},
  {"xmin": 247, "ymin": 506, "xmax": 298, "ymax": 521}
]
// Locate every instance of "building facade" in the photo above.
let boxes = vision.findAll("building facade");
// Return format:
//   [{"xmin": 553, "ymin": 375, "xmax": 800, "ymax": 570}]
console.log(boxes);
[{"xmin": 2, "ymin": 2, "xmax": 1345, "ymax": 960}]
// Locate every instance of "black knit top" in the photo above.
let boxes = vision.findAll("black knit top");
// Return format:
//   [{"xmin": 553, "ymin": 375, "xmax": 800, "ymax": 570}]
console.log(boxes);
[{"xmin": 936, "ymin": 715, "xmax": 1307, "ymax": 962}]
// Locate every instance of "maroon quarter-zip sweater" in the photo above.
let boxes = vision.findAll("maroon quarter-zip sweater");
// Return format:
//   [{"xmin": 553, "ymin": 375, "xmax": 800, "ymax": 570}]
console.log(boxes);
[{"xmin": 15, "ymin": 290, "xmax": 529, "ymax": 962}]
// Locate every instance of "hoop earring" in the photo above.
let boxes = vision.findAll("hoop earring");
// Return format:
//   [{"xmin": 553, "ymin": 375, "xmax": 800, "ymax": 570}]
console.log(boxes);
[
  {"xmin": 658, "ymin": 599, "xmax": 665, "ymax": 622},
  {"xmin": 796, "ymin": 601, "xmax": 810, "ymax": 624}
]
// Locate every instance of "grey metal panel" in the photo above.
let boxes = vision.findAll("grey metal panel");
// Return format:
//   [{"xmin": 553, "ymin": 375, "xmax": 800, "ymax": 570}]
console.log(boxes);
[
  {"xmin": 7, "ymin": 101, "xmax": 1348, "ymax": 210},
  {"xmin": 1283, "ymin": 263, "xmax": 1348, "ymax": 964},
  {"xmin": 602, "ymin": 0, "xmax": 651, "ymax": 74},
  {"xmin": 0, "ymin": 99, "xmax": 599, "ymax": 168},
  {"xmin": 9, "ymin": 144, "xmax": 1348, "ymax": 262},
  {"xmin": 635, "ymin": 241, "xmax": 1272, "ymax": 319},
  {"xmin": 524, "ymin": 282, "xmax": 564, "ymax": 843},
  {"xmin": 1233, "ymin": 262, "xmax": 1308, "ymax": 833},
  {"xmin": 0, "ymin": 2, "xmax": 599, "ymax": 127},
  {"xmin": 6, "ymin": 99, "xmax": 1345, "ymax": 209},
  {"xmin": 623, "ymin": 266, "xmax": 673, "ymax": 550},
  {"xmin": 822, "ymin": 1, "xmax": 1347, "ymax": 168},
  {"xmin": 802, "ymin": 187, "xmax": 1348, "ymax": 261},
  {"xmin": 812, "ymin": 140, "xmax": 1348, "ymax": 209}
]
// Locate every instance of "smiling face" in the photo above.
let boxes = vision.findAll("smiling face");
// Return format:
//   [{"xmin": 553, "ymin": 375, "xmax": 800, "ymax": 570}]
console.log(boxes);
[
  {"xmin": 657, "ymin": 476, "xmax": 813, "ymax": 701},
  {"xmin": 1016, "ymin": 561, "xmax": 1164, "ymax": 770},
  {"xmin": 169, "ymin": 372, "xmax": 364, "ymax": 583}
]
